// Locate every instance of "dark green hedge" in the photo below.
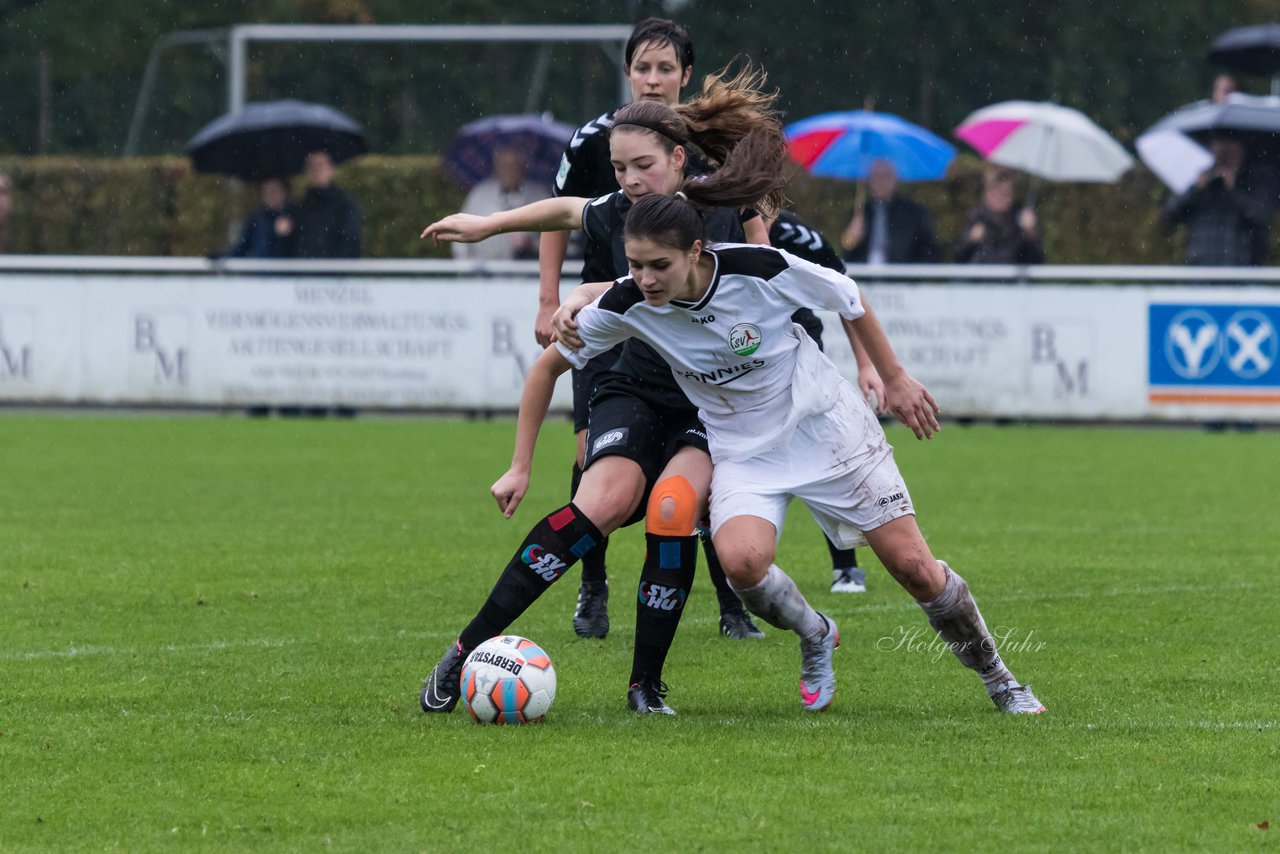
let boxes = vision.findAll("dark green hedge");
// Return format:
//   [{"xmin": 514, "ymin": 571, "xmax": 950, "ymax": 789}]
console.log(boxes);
[{"xmin": 0, "ymin": 154, "xmax": 1188, "ymax": 263}]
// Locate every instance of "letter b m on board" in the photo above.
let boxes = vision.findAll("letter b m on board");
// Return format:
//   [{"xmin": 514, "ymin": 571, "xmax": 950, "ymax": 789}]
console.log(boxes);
[{"xmin": 132, "ymin": 312, "xmax": 190, "ymax": 387}]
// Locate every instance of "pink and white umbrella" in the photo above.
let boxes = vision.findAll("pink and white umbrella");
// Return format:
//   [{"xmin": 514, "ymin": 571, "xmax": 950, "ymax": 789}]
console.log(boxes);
[{"xmin": 955, "ymin": 100, "xmax": 1133, "ymax": 183}]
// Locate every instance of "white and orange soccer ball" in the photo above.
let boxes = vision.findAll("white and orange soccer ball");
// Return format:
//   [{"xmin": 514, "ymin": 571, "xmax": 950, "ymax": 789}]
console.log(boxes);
[{"xmin": 460, "ymin": 635, "xmax": 557, "ymax": 724}]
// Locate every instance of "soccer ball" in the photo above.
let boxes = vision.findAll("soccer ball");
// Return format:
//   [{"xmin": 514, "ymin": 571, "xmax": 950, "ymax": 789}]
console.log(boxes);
[{"xmin": 461, "ymin": 635, "xmax": 557, "ymax": 724}]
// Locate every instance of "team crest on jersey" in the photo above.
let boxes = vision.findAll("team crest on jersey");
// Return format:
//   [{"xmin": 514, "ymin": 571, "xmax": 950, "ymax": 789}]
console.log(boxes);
[{"xmin": 728, "ymin": 323, "xmax": 762, "ymax": 356}]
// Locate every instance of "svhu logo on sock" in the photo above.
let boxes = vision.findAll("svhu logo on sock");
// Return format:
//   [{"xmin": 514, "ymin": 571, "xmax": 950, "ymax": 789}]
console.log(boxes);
[
  {"xmin": 638, "ymin": 582, "xmax": 687, "ymax": 611},
  {"xmin": 521, "ymin": 545, "xmax": 567, "ymax": 581}
]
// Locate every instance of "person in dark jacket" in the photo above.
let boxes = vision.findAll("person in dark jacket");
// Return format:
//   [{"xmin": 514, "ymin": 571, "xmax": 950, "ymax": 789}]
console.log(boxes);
[
  {"xmin": 294, "ymin": 151, "xmax": 362, "ymax": 258},
  {"xmin": 954, "ymin": 166, "xmax": 1044, "ymax": 265},
  {"xmin": 226, "ymin": 177, "xmax": 297, "ymax": 258},
  {"xmin": 1163, "ymin": 135, "xmax": 1272, "ymax": 267},
  {"xmin": 840, "ymin": 159, "xmax": 940, "ymax": 264}
]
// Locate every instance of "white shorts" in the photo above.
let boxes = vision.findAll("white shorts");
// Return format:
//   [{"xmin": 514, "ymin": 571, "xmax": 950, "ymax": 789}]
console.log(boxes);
[{"xmin": 708, "ymin": 382, "xmax": 914, "ymax": 549}]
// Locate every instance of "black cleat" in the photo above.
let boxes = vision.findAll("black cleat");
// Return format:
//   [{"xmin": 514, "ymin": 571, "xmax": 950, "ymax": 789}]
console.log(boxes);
[
  {"xmin": 420, "ymin": 639, "xmax": 468, "ymax": 713},
  {"xmin": 719, "ymin": 607, "xmax": 766, "ymax": 639},
  {"xmin": 573, "ymin": 580, "xmax": 610, "ymax": 638},
  {"xmin": 627, "ymin": 678, "xmax": 677, "ymax": 716}
]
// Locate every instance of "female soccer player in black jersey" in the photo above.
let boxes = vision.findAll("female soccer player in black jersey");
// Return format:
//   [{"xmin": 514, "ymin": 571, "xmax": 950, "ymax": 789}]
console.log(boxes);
[{"xmin": 420, "ymin": 65, "xmax": 783, "ymax": 715}]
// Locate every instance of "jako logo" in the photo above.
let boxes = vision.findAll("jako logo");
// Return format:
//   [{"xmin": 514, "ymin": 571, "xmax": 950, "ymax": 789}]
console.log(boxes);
[
  {"xmin": 877, "ymin": 491, "xmax": 904, "ymax": 507},
  {"xmin": 592, "ymin": 429, "xmax": 626, "ymax": 453},
  {"xmin": 728, "ymin": 323, "xmax": 762, "ymax": 356},
  {"xmin": 521, "ymin": 545, "xmax": 567, "ymax": 581},
  {"xmin": 638, "ymin": 582, "xmax": 687, "ymax": 611}
]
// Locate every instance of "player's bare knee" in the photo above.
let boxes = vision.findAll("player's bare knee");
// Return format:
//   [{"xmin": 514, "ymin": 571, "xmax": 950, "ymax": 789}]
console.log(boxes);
[
  {"xmin": 711, "ymin": 537, "xmax": 772, "ymax": 588},
  {"xmin": 885, "ymin": 554, "xmax": 945, "ymax": 600},
  {"xmin": 646, "ymin": 475, "xmax": 697, "ymax": 537}
]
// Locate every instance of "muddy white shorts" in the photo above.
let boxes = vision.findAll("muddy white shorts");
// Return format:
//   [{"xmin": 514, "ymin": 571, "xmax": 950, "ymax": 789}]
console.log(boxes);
[{"xmin": 708, "ymin": 382, "xmax": 914, "ymax": 549}]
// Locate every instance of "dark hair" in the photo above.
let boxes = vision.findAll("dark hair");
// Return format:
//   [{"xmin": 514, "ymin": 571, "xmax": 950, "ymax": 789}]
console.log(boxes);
[
  {"xmin": 625, "ymin": 17, "xmax": 695, "ymax": 71},
  {"xmin": 624, "ymin": 194, "xmax": 706, "ymax": 252},
  {"xmin": 611, "ymin": 62, "xmax": 788, "ymax": 216}
]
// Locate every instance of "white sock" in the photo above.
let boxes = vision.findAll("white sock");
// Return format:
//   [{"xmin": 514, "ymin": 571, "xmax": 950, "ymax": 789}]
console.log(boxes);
[
  {"xmin": 732, "ymin": 564, "xmax": 826, "ymax": 641},
  {"xmin": 919, "ymin": 563, "xmax": 1015, "ymax": 690}
]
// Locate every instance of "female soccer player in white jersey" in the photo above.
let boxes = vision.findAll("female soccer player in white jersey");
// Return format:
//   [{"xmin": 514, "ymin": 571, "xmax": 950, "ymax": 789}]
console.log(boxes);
[
  {"xmin": 419, "ymin": 66, "xmax": 787, "ymax": 716},
  {"xmin": 550, "ymin": 191, "xmax": 1046, "ymax": 715}
]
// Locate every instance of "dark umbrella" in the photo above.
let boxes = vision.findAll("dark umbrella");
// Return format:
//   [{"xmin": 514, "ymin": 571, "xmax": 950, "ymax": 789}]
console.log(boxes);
[
  {"xmin": 442, "ymin": 113, "xmax": 574, "ymax": 190},
  {"xmin": 1209, "ymin": 24, "xmax": 1280, "ymax": 77},
  {"xmin": 187, "ymin": 100, "xmax": 368, "ymax": 181}
]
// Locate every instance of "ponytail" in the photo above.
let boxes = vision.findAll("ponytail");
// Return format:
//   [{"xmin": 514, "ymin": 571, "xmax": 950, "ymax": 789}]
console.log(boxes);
[{"xmin": 610, "ymin": 59, "xmax": 789, "ymax": 217}]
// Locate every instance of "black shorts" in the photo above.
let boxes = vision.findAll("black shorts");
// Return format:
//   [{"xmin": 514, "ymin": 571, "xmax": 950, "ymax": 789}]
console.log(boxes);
[
  {"xmin": 582, "ymin": 389, "xmax": 709, "ymax": 528},
  {"xmin": 570, "ymin": 345, "xmax": 623, "ymax": 432}
]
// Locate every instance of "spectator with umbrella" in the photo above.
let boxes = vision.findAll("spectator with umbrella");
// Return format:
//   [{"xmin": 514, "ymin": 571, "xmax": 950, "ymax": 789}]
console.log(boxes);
[
  {"xmin": 840, "ymin": 159, "xmax": 941, "ymax": 264},
  {"xmin": 186, "ymin": 99, "xmax": 367, "ymax": 259},
  {"xmin": 451, "ymin": 146, "xmax": 549, "ymax": 262},
  {"xmin": 225, "ymin": 176, "xmax": 297, "ymax": 259},
  {"xmin": 953, "ymin": 100, "xmax": 1134, "ymax": 264},
  {"xmin": 783, "ymin": 109, "xmax": 951, "ymax": 264},
  {"xmin": 1144, "ymin": 93, "xmax": 1280, "ymax": 266},
  {"xmin": 954, "ymin": 166, "xmax": 1045, "ymax": 265},
  {"xmin": 1163, "ymin": 134, "xmax": 1272, "ymax": 266},
  {"xmin": 294, "ymin": 150, "xmax": 362, "ymax": 259}
]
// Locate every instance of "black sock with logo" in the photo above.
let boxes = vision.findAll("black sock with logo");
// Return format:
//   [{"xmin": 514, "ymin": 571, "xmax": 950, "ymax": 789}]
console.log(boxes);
[
  {"xmin": 630, "ymin": 533, "xmax": 698, "ymax": 685},
  {"xmin": 458, "ymin": 503, "xmax": 603, "ymax": 650},
  {"xmin": 572, "ymin": 462, "xmax": 609, "ymax": 585}
]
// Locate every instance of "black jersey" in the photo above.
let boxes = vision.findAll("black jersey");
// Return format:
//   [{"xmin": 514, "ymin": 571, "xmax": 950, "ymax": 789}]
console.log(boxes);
[
  {"xmin": 767, "ymin": 210, "xmax": 844, "ymax": 350},
  {"xmin": 554, "ymin": 111, "xmax": 620, "ymax": 284},
  {"xmin": 768, "ymin": 211, "xmax": 845, "ymax": 273}
]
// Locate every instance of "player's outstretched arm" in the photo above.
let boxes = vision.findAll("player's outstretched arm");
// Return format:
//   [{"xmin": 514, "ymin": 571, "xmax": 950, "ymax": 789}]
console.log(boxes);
[
  {"xmin": 536, "ymin": 231, "xmax": 573, "ymax": 346},
  {"xmin": 847, "ymin": 303, "xmax": 940, "ymax": 440},
  {"xmin": 550, "ymin": 281, "xmax": 613, "ymax": 350},
  {"xmin": 492, "ymin": 346, "xmax": 574, "ymax": 518},
  {"xmin": 421, "ymin": 197, "xmax": 589, "ymax": 245}
]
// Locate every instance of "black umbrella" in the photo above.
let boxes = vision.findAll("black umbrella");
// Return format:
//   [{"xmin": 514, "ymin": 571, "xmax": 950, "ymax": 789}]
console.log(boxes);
[
  {"xmin": 187, "ymin": 100, "xmax": 368, "ymax": 181},
  {"xmin": 1209, "ymin": 24, "xmax": 1280, "ymax": 77}
]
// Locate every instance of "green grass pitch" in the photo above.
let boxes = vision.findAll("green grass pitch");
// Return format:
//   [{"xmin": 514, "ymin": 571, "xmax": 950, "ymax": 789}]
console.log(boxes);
[{"xmin": 1, "ymin": 414, "xmax": 1277, "ymax": 850}]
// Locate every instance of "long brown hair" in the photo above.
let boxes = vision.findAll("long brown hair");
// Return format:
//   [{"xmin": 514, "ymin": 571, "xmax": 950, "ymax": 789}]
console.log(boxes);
[{"xmin": 610, "ymin": 61, "xmax": 788, "ymax": 216}]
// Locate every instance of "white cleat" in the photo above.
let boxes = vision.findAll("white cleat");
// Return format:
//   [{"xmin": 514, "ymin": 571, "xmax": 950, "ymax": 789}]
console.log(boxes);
[
  {"xmin": 830, "ymin": 567, "xmax": 867, "ymax": 594},
  {"xmin": 990, "ymin": 682, "xmax": 1046, "ymax": 715}
]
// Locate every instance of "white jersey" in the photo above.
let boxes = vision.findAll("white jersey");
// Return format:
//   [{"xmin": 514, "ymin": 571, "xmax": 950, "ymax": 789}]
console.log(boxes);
[{"xmin": 556, "ymin": 244, "xmax": 866, "ymax": 463}]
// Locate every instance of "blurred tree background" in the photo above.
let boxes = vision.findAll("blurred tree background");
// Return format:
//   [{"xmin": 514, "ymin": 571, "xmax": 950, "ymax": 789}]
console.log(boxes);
[{"xmin": 5, "ymin": 0, "xmax": 1280, "ymax": 158}]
